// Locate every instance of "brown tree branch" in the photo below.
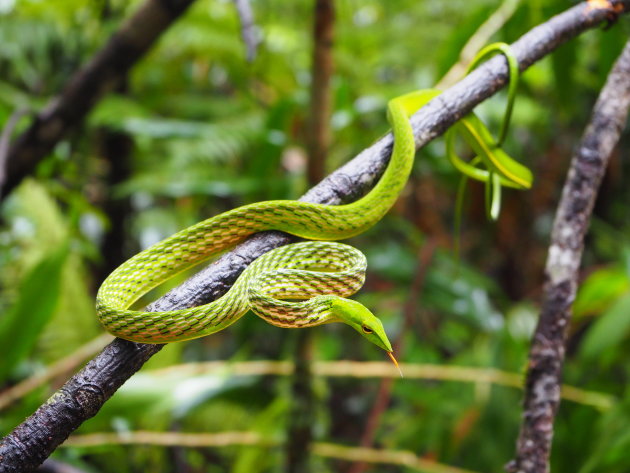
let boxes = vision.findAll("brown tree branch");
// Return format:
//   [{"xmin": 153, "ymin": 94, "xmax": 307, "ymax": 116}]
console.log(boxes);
[
  {"xmin": 0, "ymin": 109, "xmax": 28, "ymax": 191},
  {"xmin": 306, "ymin": 0, "xmax": 335, "ymax": 185},
  {"xmin": 0, "ymin": 2, "xmax": 627, "ymax": 472},
  {"xmin": 0, "ymin": 0, "xmax": 198, "ymax": 198},
  {"xmin": 506, "ymin": 38, "xmax": 630, "ymax": 473}
]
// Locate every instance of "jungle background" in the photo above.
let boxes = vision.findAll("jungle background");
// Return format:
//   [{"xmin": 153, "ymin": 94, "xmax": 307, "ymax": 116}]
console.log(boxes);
[{"xmin": 1, "ymin": 0, "xmax": 630, "ymax": 472}]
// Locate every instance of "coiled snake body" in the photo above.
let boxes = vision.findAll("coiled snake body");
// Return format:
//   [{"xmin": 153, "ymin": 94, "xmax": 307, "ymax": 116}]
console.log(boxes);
[
  {"xmin": 97, "ymin": 47, "xmax": 530, "ymax": 359},
  {"xmin": 96, "ymin": 90, "xmax": 424, "ymax": 353}
]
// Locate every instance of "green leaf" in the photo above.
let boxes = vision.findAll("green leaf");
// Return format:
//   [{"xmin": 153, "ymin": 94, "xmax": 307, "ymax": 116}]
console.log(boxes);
[
  {"xmin": 88, "ymin": 95, "xmax": 150, "ymax": 129},
  {"xmin": 580, "ymin": 293, "xmax": 630, "ymax": 360},
  {"xmin": 579, "ymin": 398, "xmax": 630, "ymax": 473},
  {"xmin": 573, "ymin": 267, "xmax": 630, "ymax": 318},
  {"xmin": 0, "ymin": 243, "xmax": 68, "ymax": 382},
  {"xmin": 232, "ymin": 398, "xmax": 287, "ymax": 473}
]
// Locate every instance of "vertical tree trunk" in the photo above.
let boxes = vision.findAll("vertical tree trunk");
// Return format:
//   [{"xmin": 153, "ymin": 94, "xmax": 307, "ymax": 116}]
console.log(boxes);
[
  {"xmin": 286, "ymin": 1, "xmax": 335, "ymax": 472},
  {"xmin": 305, "ymin": 0, "xmax": 335, "ymax": 186},
  {"xmin": 98, "ymin": 127, "xmax": 133, "ymax": 280},
  {"xmin": 286, "ymin": 332, "xmax": 316, "ymax": 473},
  {"xmin": 507, "ymin": 38, "xmax": 630, "ymax": 473},
  {"xmin": 96, "ymin": 84, "xmax": 134, "ymax": 283}
]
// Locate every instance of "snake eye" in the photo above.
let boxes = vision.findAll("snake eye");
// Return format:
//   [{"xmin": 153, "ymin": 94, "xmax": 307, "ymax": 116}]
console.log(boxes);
[{"xmin": 362, "ymin": 325, "xmax": 373, "ymax": 334}]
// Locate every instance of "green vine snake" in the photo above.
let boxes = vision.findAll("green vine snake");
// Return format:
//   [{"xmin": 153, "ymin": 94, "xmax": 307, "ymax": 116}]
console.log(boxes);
[{"xmin": 96, "ymin": 43, "xmax": 531, "ymax": 370}]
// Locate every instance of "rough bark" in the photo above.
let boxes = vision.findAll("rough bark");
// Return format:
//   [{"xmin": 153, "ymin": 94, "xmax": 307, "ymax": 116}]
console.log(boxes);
[
  {"xmin": 0, "ymin": 0, "xmax": 197, "ymax": 198},
  {"xmin": 506, "ymin": 38, "xmax": 630, "ymax": 473},
  {"xmin": 0, "ymin": 2, "xmax": 628, "ymax": 472}
]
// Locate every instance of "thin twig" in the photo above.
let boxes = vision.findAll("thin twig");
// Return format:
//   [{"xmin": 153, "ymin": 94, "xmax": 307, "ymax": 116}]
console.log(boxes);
[
  {"xmin": 146, "ymin": 360, "xmax": 614, "ymax": 410},
  {"xmin": 65, "ymin": 431, "xmax": 269, "ymax": 448},
  {"xmin": 314, "ymin": 442, "xmax": 479, "ymax": 473},
  {"xmin": 0, "ymin": 334, "xmax": 113, "ymax": 411},
  {"xmin": 38, "ymin": 459, "xmax": 90, "ymax": 473},
  {"xmin": 62, "ymin": 431, "xmax": 480, "ymax": 473},
  {"xmin": 0, "ymin": 3, "xmax": 626, "ymax": 472},
  {"xmin": 232, "ymin": 0, "xmax": 259, "ymax": 62},
  {"xmin": 436, "ymin": 0, "xmax": 521, "ymax": 89},
  {"xmin": 506, "ymin": 38, "xmax": 630, "ymax": 473}
]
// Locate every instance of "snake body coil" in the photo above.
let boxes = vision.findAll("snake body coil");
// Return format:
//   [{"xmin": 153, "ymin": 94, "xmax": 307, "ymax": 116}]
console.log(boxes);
[
  {"xmin": 96, "ymin": 90, "xmax": 423, "ymax": 347},
  {"xmin": 98, "ymin": 241, "xmax": 367, "ymax": 343},
  {"xmin": 97, "ymin": 48, "xmax": 530, "ymax": 351}
]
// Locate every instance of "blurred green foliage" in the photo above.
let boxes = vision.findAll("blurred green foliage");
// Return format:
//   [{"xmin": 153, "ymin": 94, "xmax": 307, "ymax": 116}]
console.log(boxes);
[{"xmin": 1, "ymin": 0, "xmax": 630, "ymax": 472}]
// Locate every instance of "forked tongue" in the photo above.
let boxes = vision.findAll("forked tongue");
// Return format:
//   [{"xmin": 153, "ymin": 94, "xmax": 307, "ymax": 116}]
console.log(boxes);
[{"xmin": 387, "ymin": 351, "xmax": 403, "ymax": 378}]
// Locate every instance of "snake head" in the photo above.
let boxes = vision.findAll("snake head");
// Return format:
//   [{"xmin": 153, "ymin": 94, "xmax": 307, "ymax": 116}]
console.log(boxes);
[{"xmin": 330, "ymin": 298, "xmax": 392, "ymax": 352}]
